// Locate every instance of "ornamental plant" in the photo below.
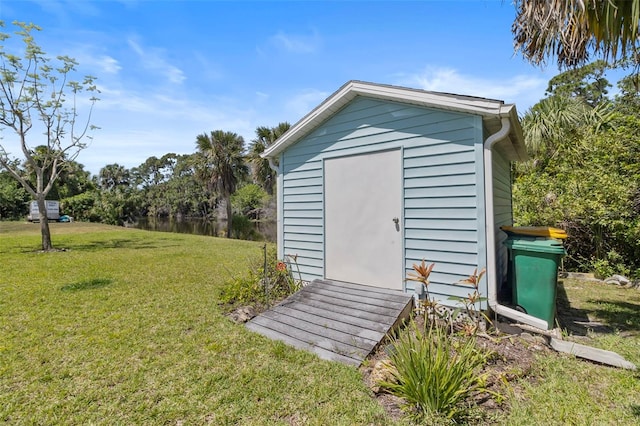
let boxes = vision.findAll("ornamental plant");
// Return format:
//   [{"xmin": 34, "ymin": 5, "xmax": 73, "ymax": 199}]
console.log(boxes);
[
  {"xmin": 406, "ymin": 259, "xmax": 438, "ymax": 319},
  {"xmin": 449, "ymin": 267, "xmax": 491, "ymax": 334},
  {"xmin": 380, "ymin": 320, "xmax": 491, "ymax": 422}
]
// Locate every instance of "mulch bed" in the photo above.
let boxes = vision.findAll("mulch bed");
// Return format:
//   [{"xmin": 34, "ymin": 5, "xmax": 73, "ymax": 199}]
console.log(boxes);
[{"xmin": 359, "ymin": 316, "xmax": 554, "ymax": 423}]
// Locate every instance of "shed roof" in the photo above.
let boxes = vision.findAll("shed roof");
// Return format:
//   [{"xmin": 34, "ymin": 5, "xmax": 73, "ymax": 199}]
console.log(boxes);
[{"xmin": 262, "ymin": 80, "xmax": 528, "ymax": 161}]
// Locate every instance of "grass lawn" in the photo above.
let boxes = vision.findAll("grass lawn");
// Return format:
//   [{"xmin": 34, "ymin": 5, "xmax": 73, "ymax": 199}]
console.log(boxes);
[
  {"xmin": 503, "ymin": 278, "xmax": 640, "ymax": 425},
  {"xmin": 0, "ymin": 222, "xmax": 389, "ymax": 425},
  {"xmin": 1, "ymin": 222, "xmax": 638, "ymax": 425}
]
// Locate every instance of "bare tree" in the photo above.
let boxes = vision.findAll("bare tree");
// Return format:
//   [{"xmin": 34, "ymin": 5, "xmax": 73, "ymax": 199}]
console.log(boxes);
[{"xmin": 0, "ymin": 21, "xmax": 99, "ymax": 250}]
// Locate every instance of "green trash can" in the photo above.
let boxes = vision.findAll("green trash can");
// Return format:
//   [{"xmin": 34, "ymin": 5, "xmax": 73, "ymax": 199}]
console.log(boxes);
[{"xmin": 504, "ymin": 237, "xmax": 566, "ymax": 329}]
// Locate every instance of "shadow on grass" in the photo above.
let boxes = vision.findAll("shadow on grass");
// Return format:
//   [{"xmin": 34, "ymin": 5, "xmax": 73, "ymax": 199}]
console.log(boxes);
[
  {"xmin": 585, "ymin": 299, "xmax": 640, "ymax": 334},
  {"xmin": 631, "ymin": 405, "xmax": 640, "ymax": 418},
  {"xmin": 557, "ymin": 281, "xmax": 640, "ymax": 336},
  {"xmin": 20, "ymin": 238, "xmax": 168, "ymax": 253},
  {"xmin": 63, "ymin": 238, "xmax": 174, "ymax": 252},
  {"xmin": 61, "ymin": 278, "xmax": 113, "ymax": 291}
]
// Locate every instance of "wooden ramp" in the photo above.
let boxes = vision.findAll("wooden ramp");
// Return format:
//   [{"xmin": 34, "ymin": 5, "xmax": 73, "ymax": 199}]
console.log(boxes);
[{"xmin": 246, "ymin": 279, "xmax": 414, "ymax": 366}]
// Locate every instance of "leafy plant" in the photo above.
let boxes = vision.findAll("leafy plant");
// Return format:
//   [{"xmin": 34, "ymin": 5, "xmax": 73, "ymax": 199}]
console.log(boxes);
[
  {"xmin": 449, "ymin": 267, "xmax": 491, "ymax": 334},
  {"xmin": 231, "ymin": 213, "xmax": 261, "ymax": 240},
  {"xmin": 406, "ymin": 259, "xmax": 439, "ymax": 319},
  {"xmin": 231, "ymin": 183, "xmax": 269, "ymax": 219},
  {"xmin": 590, "ymin": 250, "xmax": 630, "ymax": 279},
  {"xmin": 218, "ymin": 245, "xmax": 301, "ymax": 310},
  {"xmin": 380, "ymin": 320, "xmax": 490, "ymax": 422}
]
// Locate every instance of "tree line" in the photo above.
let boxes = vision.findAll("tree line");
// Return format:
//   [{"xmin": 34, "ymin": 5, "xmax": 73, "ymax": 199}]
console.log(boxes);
[
  {"xmin": 0, "ymin": 123, "xmax": 290, "ymax": 236},
  {"xmin": 515, "ymin": 62, "xmax": 640, "ymax": 277}
]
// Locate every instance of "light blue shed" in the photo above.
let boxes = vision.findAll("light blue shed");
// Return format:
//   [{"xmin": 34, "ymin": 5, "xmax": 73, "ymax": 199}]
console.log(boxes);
[{"xmin": 263, "ymin": 81, "xmax": 547, "ymax": 329}]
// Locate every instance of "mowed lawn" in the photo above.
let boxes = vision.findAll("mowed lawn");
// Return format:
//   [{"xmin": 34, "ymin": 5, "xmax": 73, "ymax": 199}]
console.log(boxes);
[
  {"xmin": 2, "ymin": 222, "xmax": 640, "ymax": 425},
  {"xmin": 0, "ymin": 222, "xmax": 389, "ymax": 425}
]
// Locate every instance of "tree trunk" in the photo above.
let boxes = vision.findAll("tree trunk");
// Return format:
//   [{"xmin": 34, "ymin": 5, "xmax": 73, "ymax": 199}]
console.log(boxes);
[
  {"xmin": 225, "ymin": 194, "xmax": 232, "ymax": 238},
  {"xmin": 37, "ymin": 197, "xmax": 53, "ymax": 251}
]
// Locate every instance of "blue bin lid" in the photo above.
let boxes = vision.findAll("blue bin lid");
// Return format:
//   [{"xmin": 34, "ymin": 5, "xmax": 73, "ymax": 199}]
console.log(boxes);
[{"xmin": 504, "ymin": 237, "xmax": 566, "ymax": 255}]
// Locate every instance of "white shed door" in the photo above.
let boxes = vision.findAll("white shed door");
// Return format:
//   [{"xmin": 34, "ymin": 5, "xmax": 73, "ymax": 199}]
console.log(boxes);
[{"xmin": 324, "ymin": 150, "xmax": 403, "ymax": 289}]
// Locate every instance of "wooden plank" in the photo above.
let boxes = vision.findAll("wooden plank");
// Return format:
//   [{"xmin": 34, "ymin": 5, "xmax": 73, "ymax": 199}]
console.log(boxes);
[
  {"xmin": 270, "ymin": 304, "xmax": 384, "ymax": 342},
  {"xmin": 246, "ymin": 279, "xmax": 414, "ymax": 366},
  {"xmin": 303, "ymin": 285, "xmax": 409, "ymax": 310},
  {"xmin": 259, "ymin": 309, "xmax": 376, "ymax": 351},
  {"xmin": 550, "ymin": 338, "xmax": 637, "ymax": 370},
  {"xmin": 246, "ymin": 322, "xmax": 360, "ymax": 366},
  {"xmin": 249, "ymin": 315, "xmax": 369, "ymax": 361},
  {"xmin": 314, "ymin": 279, "xmax": 413, "ymax": 304},
  {"xmin": 287, "ymin": 290, "xmax": 398, "ymax": 321},
  {"xmin": 300, "ymin": 283, "xmax": 409, "ymax": 314},
  {"xmin": 316, "ymin": 279, "xmax": 411, "ymax": 298},
  {"xmin": 278, "ymin": 300, "xmax": 389, "ymax": 335}
]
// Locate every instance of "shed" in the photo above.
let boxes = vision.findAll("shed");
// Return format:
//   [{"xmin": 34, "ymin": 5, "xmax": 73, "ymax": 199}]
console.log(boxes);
[{"xmin": 263, "ymin": 81, "xmax": 548, "ymax": 329}]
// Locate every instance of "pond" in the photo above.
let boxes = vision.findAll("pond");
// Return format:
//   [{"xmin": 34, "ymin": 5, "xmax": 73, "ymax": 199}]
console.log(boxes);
[{"xmin": 131, "ymin": 217, "xmax": 276, "ymax": 242}]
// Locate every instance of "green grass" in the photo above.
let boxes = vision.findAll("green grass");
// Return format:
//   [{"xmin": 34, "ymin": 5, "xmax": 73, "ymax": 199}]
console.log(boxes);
[
  {"xmin": 2, "ymin": 223, "xmax": 639, "ymax": 425},
  {"xmin": 503, "ymin": 279, "xmax": 640, "ymax": 425},
  {"xmin": 0, "ymin": 222, "xmax": 390, "ymax": 425}
]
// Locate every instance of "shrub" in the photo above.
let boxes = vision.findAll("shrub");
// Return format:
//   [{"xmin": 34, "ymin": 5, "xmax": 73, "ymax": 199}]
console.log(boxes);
[
  {"xmin": 231, "ymin": 214, "xmax": 260, "ymax": 240},
  {"xmin": 231, "ymin": 184, "xmax": 269, "ymax": 219},
  {"xmin": 380, "ymin": 321, "xmax": 490, "ymax": 422},
  {"xmin": 218, "ymin": 246, "xmax": 301, "ymax": 310}
]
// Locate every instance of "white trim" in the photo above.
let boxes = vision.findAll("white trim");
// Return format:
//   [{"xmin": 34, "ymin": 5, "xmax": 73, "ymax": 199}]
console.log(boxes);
[{"xmin": 263, "ymin": 81, "xmax": 527, "ymax": 160}]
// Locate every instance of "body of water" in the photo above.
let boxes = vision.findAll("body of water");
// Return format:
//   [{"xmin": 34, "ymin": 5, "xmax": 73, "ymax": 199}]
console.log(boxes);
[{"xmin": 132, "ymin": 217, "xmax": 276, "ymax": 242}]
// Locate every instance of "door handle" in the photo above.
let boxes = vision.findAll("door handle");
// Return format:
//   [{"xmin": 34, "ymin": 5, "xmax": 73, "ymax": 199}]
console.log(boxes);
[{"xmin": 392, "ymin": 217, "xmax": 399, "ymax": 225}]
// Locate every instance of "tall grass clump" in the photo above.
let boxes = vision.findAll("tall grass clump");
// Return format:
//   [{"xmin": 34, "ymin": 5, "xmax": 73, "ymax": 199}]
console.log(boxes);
[
  {"xmin": 218, "ymin": 245, "xmax": 302, "ymax": 310},
  {"xmin": 381, "ymin": 320, "xmax": 489, "ymax": 422}
]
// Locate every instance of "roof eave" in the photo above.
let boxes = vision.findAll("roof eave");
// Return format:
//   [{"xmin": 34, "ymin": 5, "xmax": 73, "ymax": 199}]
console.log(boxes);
[{"xmin": 263, "ymin": 81, "xmax": 526, "ymax": 160}]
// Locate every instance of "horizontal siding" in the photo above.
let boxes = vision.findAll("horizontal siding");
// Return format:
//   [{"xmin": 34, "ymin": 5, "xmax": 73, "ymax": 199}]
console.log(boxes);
[
  {"xmin": 283, "ymin": 185, "xmax": 322, "ymax": 196},
  {"xmin": 406, "ymin": 228, "xmax": 477, "ymax": 242},
  {"xmin": 283, "ymin": 217, "xmax": 323, "ymax": 227},
  {"xmin": 405, "ymin": 207, "xmax": 477, "ymax": 219},
  {"xmin": 405, "ymin": 218, "xmax": 477, "ymax": 230},
  {"xmin": 405, "ymin": 185, "xmax": 476, "ymax": 198},
  {"xmin": 283, "ymin": 239, "xmax": 323, "ymax": 252},
  {"xmin": 493, "ymin": 149, "xmax": 513, "ymax": 294},
  {"xmin": 406, "ymin": 238, "xmax": 477, "ymax": 254},
  {"xmin": 405, "ymin": 196, "xmax": 476, "ymax": 208},
  {"xmin": 283, "ymin": 209, "xmax": 323, "ymax": 219},
  {"xmin": 405, "ymin": 173, "xmax": 476, "ymax": 188},
  {"xmin": 281, "ymin": 96, "xmax": 483, "ymax": 289},
  {"xmin": 284, "ymin": 232, "xmax": 323, "ymax": 243},
  {"xmin": 284, "ymin": 115, "xmax": 473, "ymax": 160}
]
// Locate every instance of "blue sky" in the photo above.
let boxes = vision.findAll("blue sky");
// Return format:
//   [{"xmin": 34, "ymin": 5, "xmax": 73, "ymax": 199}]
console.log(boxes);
[{"xmin": 0, "ymin": 1, "xmax": 579, "ymax": 175}]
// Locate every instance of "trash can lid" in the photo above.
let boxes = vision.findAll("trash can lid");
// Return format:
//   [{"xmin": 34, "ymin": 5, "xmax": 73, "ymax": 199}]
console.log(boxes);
[
  {"xmin": 504, "ymin": 237, "xmax": 566, "ymax": 255},
  {"xmin": 501, "ymin": 226, "xmax": 568, "ymax": 240}
]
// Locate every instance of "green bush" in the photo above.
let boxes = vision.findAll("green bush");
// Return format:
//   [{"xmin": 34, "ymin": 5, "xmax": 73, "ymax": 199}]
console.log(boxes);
[
  {"xmin": 218, "ymin": 246, "xmax": 301, "ymax": 310},
  {"xmin": 381, "ymin": 321, "xmax": 490, "ymax": 422},
  {"xmin": 61, "ymin": 191, "xmax": 98, "ymax": 221},
  {"xmin": 231, "ymin": 214, "xmax": 260, "ymax": 240},
  {"xmin": 231, "ymin": 184, "xmax": 269, "ymax": 219},
  {"xmin": 590, "ymin": 250, "xmax": 630, "ymax": 279},
  {"xmin": 513, "ymin": 113, "xmax": 640, "ymax": 276}
]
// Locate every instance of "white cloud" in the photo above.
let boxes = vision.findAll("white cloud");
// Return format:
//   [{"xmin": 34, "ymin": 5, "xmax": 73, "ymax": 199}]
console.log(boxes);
[
  {"xmin": 96, "ymin": 55, "xmax": 121, "ymax": 74},
  {"xmin": 394, "ymin": 66, "xmax": 547, "ymax": 111},
  {"xmin": 127, "ymin": 38, "xmax": 186, "ymax": 85},
  {"xmin": 270, "ymin": 30, "xmax": 322, "ymax": 54},
  {"xmin": 284, "ymin": 89, "xmax": 330, "ymax": 119}
]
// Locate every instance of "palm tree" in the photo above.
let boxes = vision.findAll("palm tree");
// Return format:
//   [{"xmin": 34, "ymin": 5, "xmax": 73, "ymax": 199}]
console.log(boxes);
[
  {"xmin": 98, "ymin": 164, "xmax": 131, "ymax": 191},
  {"xmin": 248, "ymin": 122, "xmax": 290, "ymax": 195},
  {"xmin": 513, "ymin": 0, "xmax": 640, "ymax": 68},
  {"xmin": 520, "ymin": 94, "xmax": 613, "ymax": 169},
  {"xmin": 196, "ymin": 130, "xmax": 248, "ymax": 237}
]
